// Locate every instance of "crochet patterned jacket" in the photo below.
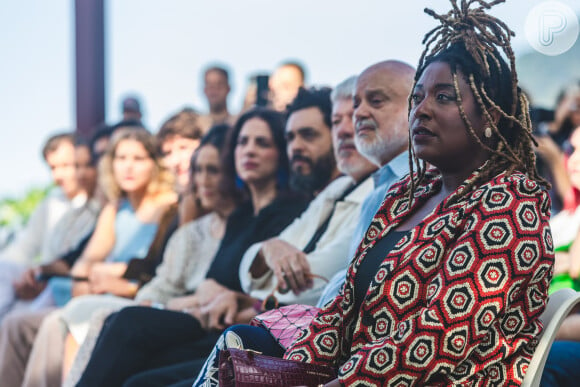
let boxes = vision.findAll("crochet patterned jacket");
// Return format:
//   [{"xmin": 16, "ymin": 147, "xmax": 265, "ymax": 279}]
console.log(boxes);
[{"xmin": 284, "ymin": 167, "xmax": 554, "ymax": 386}]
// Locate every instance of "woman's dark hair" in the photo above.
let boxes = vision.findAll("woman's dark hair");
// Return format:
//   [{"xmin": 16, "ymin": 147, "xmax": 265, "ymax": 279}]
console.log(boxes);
[
  {"xmin": 407, "ymin": 0, "xmax": 549, "ymax": 205},
  {"xmin": 221, "ymin": 107, "xmax": 290, "ymax": 200},
  {"xmin": 189, "ymin": 124, "xmax": 241, "ymax": 219},
  {"xmin": 189, "ymin": 123, "xmax": 239, "ymax": 205},
  {"xmin": 189, "ymin": 123, "xmax": 230, "ymax": 179},
  {"xmin": 199, "ymin": 123, "xmax": 230, "ymax": 152}
]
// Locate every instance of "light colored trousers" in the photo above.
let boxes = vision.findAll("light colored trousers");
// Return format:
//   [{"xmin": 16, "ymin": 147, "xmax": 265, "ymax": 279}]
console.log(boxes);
[
  {"xmin": 0, "ymin": 261, "xmax": 55, "ymax": 323},
  {"xmin": 0, "ymin": 307, "xmax": 63, "ymax": 387},
  {"xmin": 0, "ymin": 261, "xmax": 29, "ymax": 322}
]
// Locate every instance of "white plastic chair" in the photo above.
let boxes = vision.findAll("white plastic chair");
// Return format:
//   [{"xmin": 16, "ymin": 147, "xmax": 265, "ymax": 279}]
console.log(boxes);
[{"xmin": 521, "ymin": 288, "xmax": 580, "ymax": 387}]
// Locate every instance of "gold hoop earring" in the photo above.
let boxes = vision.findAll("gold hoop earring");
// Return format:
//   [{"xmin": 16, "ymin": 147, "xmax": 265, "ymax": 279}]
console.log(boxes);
[{"xmin": 484, "ymin": 127, "xmax": 492, "ymax": 138}]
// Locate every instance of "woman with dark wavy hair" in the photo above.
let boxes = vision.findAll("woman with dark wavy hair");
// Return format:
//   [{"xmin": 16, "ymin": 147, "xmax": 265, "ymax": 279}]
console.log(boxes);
[{"xmin": 74, "ymin": 107, "xmax": 309, "ymax": 387}]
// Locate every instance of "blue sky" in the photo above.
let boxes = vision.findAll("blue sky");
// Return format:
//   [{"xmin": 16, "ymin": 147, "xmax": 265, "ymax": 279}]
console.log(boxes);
[{"xmin": 1, "ymin": 0, "xmax": 579, "ymax": 198}]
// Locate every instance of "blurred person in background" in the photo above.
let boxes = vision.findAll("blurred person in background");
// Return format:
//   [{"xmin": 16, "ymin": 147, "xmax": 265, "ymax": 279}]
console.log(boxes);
[
  {"xmin": 0, "ymin": 133, "xmax": 83, "ymax": 267},
  {"xmin": 0, "ymin": 135, "xmax": 106, "ymax": 387},
  {"xmin": 2, "ymin": 115, "xmax": 215, "ymax": 387},
  {"xmin": 269, "ymin": 61, "xmax": 307, "ymax": 112},
  {"xmin": 0, "ymin": 139, "xmax": 102, "ymax": 322},
  {"xmin": 156, "ymin": 108, "xmax": 205, "ymax": 225},
  {"xmin": 0, "ymin": 127, "xmax": 178, "ymax": 387},
  {"xmin": 547, "ymin": 83, "xmax": 580, "ymax": 147},
  {"xmin": 0, "ymin": 133, "xmax": 85, "ymax": 321},
  {"xmin": 199, "ymin": 65, "xmax": 237, "ymax": 131},
  {"xmin": 120, "ymin": 96, "xmax": 143, "ymax": 124}
]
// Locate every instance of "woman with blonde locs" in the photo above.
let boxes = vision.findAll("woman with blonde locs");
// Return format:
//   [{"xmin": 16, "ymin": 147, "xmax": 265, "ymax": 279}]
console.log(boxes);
[
  {"xmin": 191, "ymin": 1, "xmax": 555, "ymax": 386},
  {"xmin": 283, "ymin": 0, "xmax": 554, "ymax": 385}
]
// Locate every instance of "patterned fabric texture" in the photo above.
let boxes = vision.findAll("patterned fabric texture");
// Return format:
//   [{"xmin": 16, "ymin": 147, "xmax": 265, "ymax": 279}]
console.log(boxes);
[
  {"xmin": 284, "ymin": 167, "xmax": 554, "ymax": 386},
  {"xmin": 250, "ymin": 304, "xmax": 321, "ymax": 349}
]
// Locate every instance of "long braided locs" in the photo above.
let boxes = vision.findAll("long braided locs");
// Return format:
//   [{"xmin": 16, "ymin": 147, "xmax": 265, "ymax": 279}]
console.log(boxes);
[{"xmin": 406, "ymin": 0, "xmax": 550, "ymax": 206}]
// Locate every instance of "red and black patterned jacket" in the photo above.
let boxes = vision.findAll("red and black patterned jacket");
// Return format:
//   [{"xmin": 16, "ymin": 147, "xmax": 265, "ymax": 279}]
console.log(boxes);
[{"xmin": 285, "ymin": 167, "xmax": 554, "ymax": 386}]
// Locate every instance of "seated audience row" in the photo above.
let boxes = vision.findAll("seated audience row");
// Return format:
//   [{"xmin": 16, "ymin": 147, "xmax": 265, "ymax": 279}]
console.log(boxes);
[
  {"xmin": 0, "ymin": 113, "xmax": 203, "ymax": 385},
  {"xmin": 2, "ymin": 0, "xmax": 579, "ymax": 383}
]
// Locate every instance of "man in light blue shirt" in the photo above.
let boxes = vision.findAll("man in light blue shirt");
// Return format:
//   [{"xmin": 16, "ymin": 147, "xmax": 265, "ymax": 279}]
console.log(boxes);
[{"xmin": 318, "ymin": 60, "xmax": 416, "ymax": 306}]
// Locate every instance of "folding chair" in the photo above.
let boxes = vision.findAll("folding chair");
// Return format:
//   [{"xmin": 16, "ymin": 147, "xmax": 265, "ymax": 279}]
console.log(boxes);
[{"xmin": 521, "ymin": 288, "xmax": 580, "ymax": 387}]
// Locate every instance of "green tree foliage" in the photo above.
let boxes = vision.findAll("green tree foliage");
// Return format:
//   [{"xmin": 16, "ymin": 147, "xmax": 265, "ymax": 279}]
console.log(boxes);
[{"xmin": 0, "ymin": 185, "xmax": 51, "ymax": 227}]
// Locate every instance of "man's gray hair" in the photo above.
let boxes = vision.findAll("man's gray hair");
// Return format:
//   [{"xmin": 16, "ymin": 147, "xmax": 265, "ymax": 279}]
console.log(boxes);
[{"xmin": 330, "ymin": 75, "xmax": 357, "ymax": 103}]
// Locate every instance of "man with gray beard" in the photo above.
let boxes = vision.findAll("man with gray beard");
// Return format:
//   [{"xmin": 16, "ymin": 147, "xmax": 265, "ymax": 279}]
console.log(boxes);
[
  {"xmin": 317, "ymin": 60, "xmax": 416, "ymax": 306},
  {"xmin": 187, "ymin": 65, "xmax": 415, "ymax": 386}
]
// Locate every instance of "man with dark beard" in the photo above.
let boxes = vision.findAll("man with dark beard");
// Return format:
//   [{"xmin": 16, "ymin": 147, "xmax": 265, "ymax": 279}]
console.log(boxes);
[{"xmin": 285, "ymin": 87, "xmax": 341, "ymax": 197}]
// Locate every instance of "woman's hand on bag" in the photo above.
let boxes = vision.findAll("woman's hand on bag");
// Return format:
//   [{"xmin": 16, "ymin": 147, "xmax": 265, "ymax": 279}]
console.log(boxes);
[{"xmin": 261, "ymin": 239, "xmax": 313, "ymax": 295}]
